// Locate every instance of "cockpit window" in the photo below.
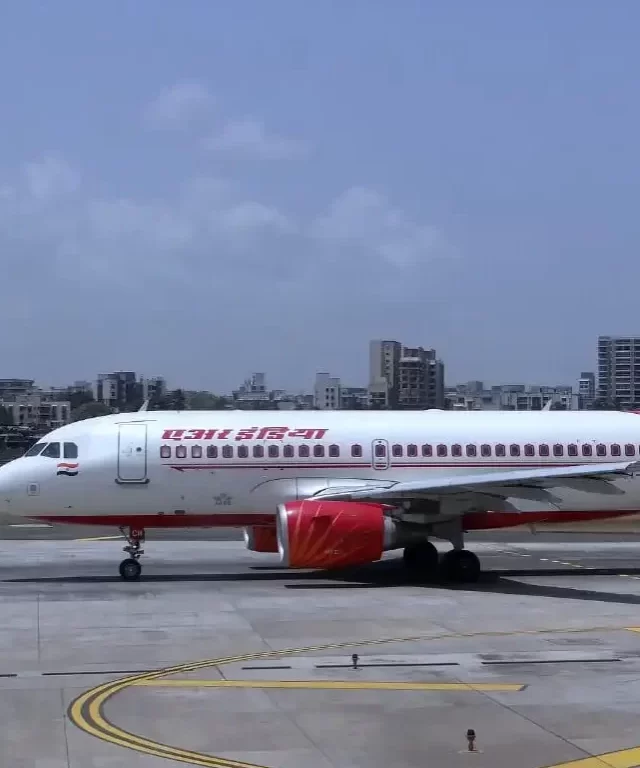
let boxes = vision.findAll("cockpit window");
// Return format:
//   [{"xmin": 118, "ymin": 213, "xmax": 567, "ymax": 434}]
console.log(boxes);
[
  {"xmin": 41, "ymin": 442, "xmax": 61, "ymax": 459},
  {"xmin": 63, "ymin": 442, "xmax": 78, "ymax": 459},
  {"xmin": 24, "ymin": 442, "xmax": 46, "ymax": 457}
]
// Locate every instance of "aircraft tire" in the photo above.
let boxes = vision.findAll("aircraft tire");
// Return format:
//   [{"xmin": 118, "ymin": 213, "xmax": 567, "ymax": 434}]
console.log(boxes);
[
  {"xmin": 402, "ymin": 541, "xmax": 439, "ymax": 583},
  {"xmin": 440, "ymin": 549, "xmax": 481, "ymax": 584},
  {"xmin": 119, "ymin": 558, "xmax": 142, "ymax": 581}
]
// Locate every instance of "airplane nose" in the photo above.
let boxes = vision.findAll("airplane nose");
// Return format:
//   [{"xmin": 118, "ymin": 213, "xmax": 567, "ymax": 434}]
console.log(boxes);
[{"xmin": 0, "ymin": 462, "xmax": 17, "ymax": 514}]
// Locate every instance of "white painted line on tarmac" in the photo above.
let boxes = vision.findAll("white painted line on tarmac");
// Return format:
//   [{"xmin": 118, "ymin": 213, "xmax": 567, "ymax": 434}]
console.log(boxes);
[{"xmin": 9, "ymin": 523, "xmax": 52, "ymax": 528}]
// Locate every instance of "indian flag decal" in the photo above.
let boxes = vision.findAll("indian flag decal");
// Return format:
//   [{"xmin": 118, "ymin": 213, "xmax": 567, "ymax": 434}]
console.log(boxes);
[{"xmin": 57, "ymin": 462, "xmax": 79, "ymax": 477}]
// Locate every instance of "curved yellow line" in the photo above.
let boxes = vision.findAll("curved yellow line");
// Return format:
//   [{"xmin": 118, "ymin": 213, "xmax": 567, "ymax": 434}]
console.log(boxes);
[{"xmin": 68, "ymin": 624, "xmax": 640, "ymax": 768}]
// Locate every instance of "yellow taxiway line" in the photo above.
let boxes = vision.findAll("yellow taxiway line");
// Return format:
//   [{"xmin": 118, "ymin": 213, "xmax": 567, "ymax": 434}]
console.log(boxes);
[
  {"xmin": 67, "ymin": 624, "xmax": 640, "ymax": 768},
  {"xmin": 134, "ymin": 678, "xmax": 525, "ymax": 692},
  {"xmin": 543, "ymin": 748, "xmax": 640, "ymax": 768}
]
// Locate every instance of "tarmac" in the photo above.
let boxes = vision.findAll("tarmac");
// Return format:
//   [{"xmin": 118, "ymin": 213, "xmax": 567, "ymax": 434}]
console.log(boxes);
[{"xmin": 4, "ymin": 524, "xmax": 640, "ymax": 767}]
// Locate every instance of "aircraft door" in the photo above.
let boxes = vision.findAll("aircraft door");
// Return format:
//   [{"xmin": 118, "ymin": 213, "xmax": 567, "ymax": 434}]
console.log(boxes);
[
  {"xmin": 371, "ymin": 439, "xmax": 389, "ymax": 470},
  {"xmin": 117, "ymin": 423, "xmax": 148, "ymax": 483}
]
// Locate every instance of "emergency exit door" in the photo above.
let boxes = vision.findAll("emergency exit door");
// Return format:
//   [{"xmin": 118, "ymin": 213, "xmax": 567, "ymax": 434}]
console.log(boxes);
[
  {"xmin": 117, "ymin": 423, "xmax": 148, "ymax": 482},
  {"xmin": 371, "ymin": 439, "xmax": 390, "ymax": 470}
]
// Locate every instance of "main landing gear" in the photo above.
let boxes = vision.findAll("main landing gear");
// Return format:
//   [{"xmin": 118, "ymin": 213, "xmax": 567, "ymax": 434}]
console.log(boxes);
[
  {"xmin": 402, "ymin": 540, "xmax": 481, "ymax": 584},
  {"xmin": 118, "ymin": 526, "xmax": 145, "ymax": 581}
]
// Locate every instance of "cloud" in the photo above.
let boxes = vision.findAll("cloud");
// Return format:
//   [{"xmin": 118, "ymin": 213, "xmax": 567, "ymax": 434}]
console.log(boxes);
[
  {"xmin": 145, "ymin": 82, "xmax": 212, "ymax": 130},
  {"xmin": 204, "ymin": 118, "xmax": 308, "ymax": 159},
  {"xmin": 311, "ymin": 186, "xmax": 451, "ymax": 268},
  {"xmin": 23, "ymin": 155, "xmax": 80, "ymax": 200},
  {"xmin": 0, "ymin": 151, "xmax": 451, "ymax": 315}
]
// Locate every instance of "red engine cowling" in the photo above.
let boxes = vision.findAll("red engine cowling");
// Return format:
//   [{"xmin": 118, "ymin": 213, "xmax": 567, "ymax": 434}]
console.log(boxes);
[
  {"xmin": 244, "ymin": 525, "xmax": 279, "ymax": 553},
  {"xmin": 276, "ymin": 499, "xmax": 390, "ymax": 569}
]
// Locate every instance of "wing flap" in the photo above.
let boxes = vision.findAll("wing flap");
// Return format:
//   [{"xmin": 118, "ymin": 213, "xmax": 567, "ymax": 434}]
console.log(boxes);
[{"xmin": 313, "ymin": 461, "xmax": 640, "ymax": 504}]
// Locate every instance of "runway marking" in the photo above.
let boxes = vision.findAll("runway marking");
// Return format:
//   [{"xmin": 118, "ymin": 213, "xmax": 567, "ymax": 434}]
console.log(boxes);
[
  {"xmin": 67, "ymin": 623, "xmax": 640, "ymax": 768},
  {"xmin": 75, "ymin": 535, "xmax": 123, "ymax": 542},
  {"xmin": 134, "ymin": 679, "xmax": 525, "ymax": 692},
  {"xmin": 9, "ymin": 523, "xmax": 52, "ymax": 528}
]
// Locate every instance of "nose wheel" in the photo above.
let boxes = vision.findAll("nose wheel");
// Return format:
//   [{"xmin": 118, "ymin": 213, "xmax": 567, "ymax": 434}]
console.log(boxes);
[{"xmin": 118, "ymin": 526, "xmax": 145, "ymax": 581}]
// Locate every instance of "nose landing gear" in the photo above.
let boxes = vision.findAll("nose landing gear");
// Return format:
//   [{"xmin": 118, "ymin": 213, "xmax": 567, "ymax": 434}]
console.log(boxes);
[{"xmin": 118, "ymin": 526, "xmax": 145, "ymax": 581}]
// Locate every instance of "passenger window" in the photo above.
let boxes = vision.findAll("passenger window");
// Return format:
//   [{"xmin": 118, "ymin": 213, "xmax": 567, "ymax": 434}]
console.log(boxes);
[
  {"xmin": 329, "ymin": 444, "xmax": 340, "ymax": 458},
  {"xmin": 466, "ymin": 444, "xmax": 477, "ymax": 457},
  {"xmin": 582, "ymin": 444, "xmax": 592, "ymax": 457},
  {"xmin": 625, "ymin": 444, "xmax": 636, "ymax": 457},
  {"xmin": 568, "ymin": 444, "xmax": 577, "ymax": 457},
  {"xmin": 222, "ymin": 445, "xmax": 233, "ymax": 459},
  {"xmin": 207, "ymin": 445, "xmax": 218, "ymax": 459},
  {"xmin": 160, "ymin": 445, "xmax": 171, "ymax": 459},
  {"xmin": 437, "ymin": 444, "xmax": 447, "ymax": 457},
  {"xmin": 41, "ymin": 442, "xmax": 61, "ymax": 459},
  {"xmin": 351, "ymin": 444, "xmax": 362, "ymax": 457},
  {"xmin": 299, "ymin": 445, "xmax": 310, "ymax": 458},
  {"xmin": 524, "ymin": 444, "xmax": 535, "ymax": 457},
  {"xmin": 237, "ymin": 445, "xmax": 248, "ymax": 459},
  {"xmin": 422, "ymin": 444, "xmax": 432, "ymax": 457},
  {"xmin": 24, "ymin": 442, "xmax": 46, "ymax": 457},
  {"xmin": 611, "ymin": 443, "xmax": 621, "ymax": 457},
  {"xmin": 191, "ymin": 445, "xmax": 202, "ymax": 458},
  {"xmin": 283, "ymin": 445, "xmax": 294, "ymax": 458},
  {"xmin": 481, "ymin": 444, "xmax": 491, "ymax": 457},
  {"xmin": 176, "ymin": 445, "xmax": 187, "ymax": 459},
  {"xmin": 596, "ymin": 444, "xmax": 606, "ymax": 457},
  {"xmin": 539, "ymin": 444, "xmax": 549, "ymax": 457},
  {"xmin": 314, "ymin": 444, "xmax": 325, "ymax": 458},
  {"xmin": 510, "ymin": 444, "xmax": 520, "ymax": 457},
  {"xmin": 253, "ymin": 445, "xmax": 264, "ymax": 458},
  {"xmin": 495, "ymin": 444, "xmax": 506, "ymax": 457},
  {"xmin": 407, "ymin": 444, "xmax": 418, "ymax": 457},
  {"xmin": 63, "ymin": 442, "xmax": 78, "ymax": 459},
  {"xmin": 375, "ymin": 443, "xmax": 386, "ymax": 457},
  {"xmin": 392, "ymin": 444, "xmax": 403, "ymax": 457},
  {"xmin": 553, "ymin": 444, "xmax": 564, "ymax": 457},
  {"xmin": 268, "ymin": 445, "xmax": 279, "ymax": 458},
  {"xmin": 452, "ymin": 444, "xmax": 462, "ymax": 457}
]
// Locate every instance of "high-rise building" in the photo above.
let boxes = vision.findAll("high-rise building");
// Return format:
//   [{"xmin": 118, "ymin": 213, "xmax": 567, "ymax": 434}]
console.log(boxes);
[
  {"xmin": 314, "ymin": 372, "xmax": 341, "ymax": 410},
  {"xmin": 368, "ymin": 340, "xmax": 402, "ymax": 408},
  {"xmin": 597, "ymin": 336, "xmax": 640, "ymax": 408},
  {"xmin": 578, "ymin": 371, "xmax": 595, "ymax": 409},
  {"xmin": 369, "ymin": 340, "xmax": 444, "ymax": 409},
  {"xmin": 397, "ymin": 346, "xmax": 445, "ymax": 409}
]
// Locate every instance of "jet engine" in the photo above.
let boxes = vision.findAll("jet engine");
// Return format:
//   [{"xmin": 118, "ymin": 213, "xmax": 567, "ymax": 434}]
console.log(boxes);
[
  {"xmin": 244, "ymin": 525, "xmax": 279, "ymax": 553},
  {"xmin": 276, "ymin": 499, "xmax": 406, "ymax": 569}
]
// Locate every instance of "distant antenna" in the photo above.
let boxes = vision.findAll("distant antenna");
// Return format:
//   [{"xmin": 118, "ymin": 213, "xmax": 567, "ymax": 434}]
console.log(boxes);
[{"xmin": 138, "ymin": 399, "xmax": 149, "ymax": 412}]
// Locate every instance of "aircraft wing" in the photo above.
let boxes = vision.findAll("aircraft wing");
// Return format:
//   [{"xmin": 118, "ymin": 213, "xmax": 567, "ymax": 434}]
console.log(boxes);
[{"xmin": 313, "ymin": 461, "xmax": 640, "ymax": 505}]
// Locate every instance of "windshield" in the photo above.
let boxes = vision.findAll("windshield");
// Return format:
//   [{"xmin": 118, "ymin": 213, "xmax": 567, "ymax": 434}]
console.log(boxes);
[{"xmin": 24, "ymin": 442, "xmax": 46, "ymax": 457}]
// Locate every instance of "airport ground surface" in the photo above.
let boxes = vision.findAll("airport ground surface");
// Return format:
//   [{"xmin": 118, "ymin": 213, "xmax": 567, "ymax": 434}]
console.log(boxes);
[{"xmin": 5, "ymin": 524, "xmax": 640, "ymax": 766}]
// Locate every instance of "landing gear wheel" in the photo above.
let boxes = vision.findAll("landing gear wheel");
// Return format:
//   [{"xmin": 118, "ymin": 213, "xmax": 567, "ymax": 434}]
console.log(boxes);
[
  {"xmin": 119, "ymin": 558, "xmax": 142, "ymax": 581},
  {"xmin": 402, "ymin": 541, "xmax": 440, "ymax": 583},
  {"xmin": 440, "ymin": 549, "xmax": 481, "ymax": 584}
]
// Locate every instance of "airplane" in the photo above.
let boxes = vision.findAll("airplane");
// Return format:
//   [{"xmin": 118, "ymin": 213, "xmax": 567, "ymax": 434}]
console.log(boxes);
[{"xmin": 0, "ymin": 408, "xmax": 640, "ymax": 583}]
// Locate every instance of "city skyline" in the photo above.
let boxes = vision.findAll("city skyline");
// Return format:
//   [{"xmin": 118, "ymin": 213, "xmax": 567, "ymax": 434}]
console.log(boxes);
[{"xmin": 2, "ymin": 3, "xmax": 640, "ymax": 391}]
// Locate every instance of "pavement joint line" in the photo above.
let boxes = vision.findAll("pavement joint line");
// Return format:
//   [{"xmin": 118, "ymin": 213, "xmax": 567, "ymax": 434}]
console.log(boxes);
[{"xmin": 67, "ymin": 623, "xmax": 640, "ymax": 768}]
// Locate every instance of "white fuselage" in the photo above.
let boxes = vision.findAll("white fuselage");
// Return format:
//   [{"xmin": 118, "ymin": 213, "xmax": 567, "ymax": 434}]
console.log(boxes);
[{"xmin": 1, "ymin": 409, "xmax": 640, "ymax": 527}]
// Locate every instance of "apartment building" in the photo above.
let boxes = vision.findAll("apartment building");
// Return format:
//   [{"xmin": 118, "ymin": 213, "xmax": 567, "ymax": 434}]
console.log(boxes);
[
  {"xmin": 314, "ymin": 372, "xmax": 341, "ymax": 409},
  {"xmin": 597, "ymin": 336, "xmax": 640, "ymax": 408},
  {"xmin": 369, "ymin": 340, "xmax": 444, "ymax": 409}
]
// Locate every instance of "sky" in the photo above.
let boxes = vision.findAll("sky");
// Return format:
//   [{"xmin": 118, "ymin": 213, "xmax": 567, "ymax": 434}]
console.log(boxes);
[{"xmin": 1, "ymin": 1, "xmax": 639, "ymax": 393}]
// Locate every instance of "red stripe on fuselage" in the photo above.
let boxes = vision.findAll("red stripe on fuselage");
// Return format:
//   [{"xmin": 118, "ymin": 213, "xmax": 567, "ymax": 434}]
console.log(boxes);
[{"xmin": 30, "ymin": 509, "xmax": 640, "ymax": 530}]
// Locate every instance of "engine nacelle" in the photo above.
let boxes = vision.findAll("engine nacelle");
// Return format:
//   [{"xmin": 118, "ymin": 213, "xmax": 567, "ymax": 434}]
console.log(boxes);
[
  {"xmin": 244, "ymin": 525, "xmax": 279, "ymax": 553},
  {"xmin": 276, "ymin": 499, "xmax": 404, "ymax": 569}
]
